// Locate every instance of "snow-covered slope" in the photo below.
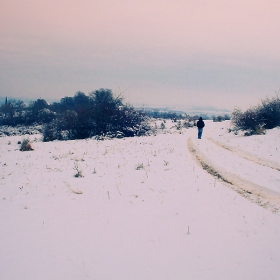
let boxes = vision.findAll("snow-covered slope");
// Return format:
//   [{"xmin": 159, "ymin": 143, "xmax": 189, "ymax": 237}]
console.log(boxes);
[{"xmin": 0, "ymin": 122, "xmax": 280, "ymax": 280}]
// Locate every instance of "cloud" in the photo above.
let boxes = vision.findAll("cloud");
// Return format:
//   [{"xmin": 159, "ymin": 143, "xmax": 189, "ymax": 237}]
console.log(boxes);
[{"xmin": 1, "ymin": 0, "xmax": 280, "ymax": 109}]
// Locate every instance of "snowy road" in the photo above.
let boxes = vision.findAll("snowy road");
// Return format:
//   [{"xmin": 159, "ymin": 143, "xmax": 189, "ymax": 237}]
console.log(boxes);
[
  {"xmin": 188, "ymin": 122, "xmax": 280, "ymax": 212},
  {"xmin": 206, "ymin": 135, "xmax": 280, "ymax": 172}
]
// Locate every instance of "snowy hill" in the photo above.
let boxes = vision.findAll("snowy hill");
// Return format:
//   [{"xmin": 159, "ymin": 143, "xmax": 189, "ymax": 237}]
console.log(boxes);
[{"xmin": 0, "ymin": 121, "xmax": 280, "ymax": 280}]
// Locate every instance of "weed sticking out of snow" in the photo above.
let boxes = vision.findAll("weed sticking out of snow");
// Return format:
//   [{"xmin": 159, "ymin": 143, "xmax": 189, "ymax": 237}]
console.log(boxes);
[
  {"xmin": 163, "ymin": 160, "xmax": 169, "ymax": 166},
  {"xmin": 135, "ymin": 163, "xmax": 144, "ymax": 170},
  {"xmin": 73, "ymin": 161, "xmax": 84, "ymax": 178}
]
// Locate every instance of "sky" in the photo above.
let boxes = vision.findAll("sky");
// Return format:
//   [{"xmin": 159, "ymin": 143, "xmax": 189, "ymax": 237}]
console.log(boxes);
[{"xmin": 1, "ymin": 0, "xmax": 280, "ymax": 110}]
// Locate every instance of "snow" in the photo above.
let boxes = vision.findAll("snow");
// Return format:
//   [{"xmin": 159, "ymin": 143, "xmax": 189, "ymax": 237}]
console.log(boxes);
[
  {"xmin": 0, "ymin": 121, "xmax": 280, "ymax": 280},
  {"xmin": 207, "ymin": 121, "xmax": 280, "ymax": 167}
]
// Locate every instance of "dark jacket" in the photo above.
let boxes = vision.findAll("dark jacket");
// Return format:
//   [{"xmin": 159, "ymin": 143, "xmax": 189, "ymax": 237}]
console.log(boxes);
[{"xmin": 197, "ymin": 119, "xmax": 205, "ymax": 129}]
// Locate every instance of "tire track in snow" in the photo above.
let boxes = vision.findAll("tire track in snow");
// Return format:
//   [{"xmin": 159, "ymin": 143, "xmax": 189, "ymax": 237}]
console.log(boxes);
[
  {"xmin": 187, "ymin": 136, "xmax": 280, "ymax": 212},
  {"xmin": 206, "ymin": 135, "xmax": 280, "ymax": 172}
]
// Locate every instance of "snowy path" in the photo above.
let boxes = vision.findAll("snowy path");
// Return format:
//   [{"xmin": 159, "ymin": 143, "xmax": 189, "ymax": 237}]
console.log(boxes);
[
  {"xmin": 206, "ymin": 121, "xmax": 280, "ymax": 168},
  {"xmin": 188, "ymin": 126, "xmax": 280, "ymax": 212},
  {"xmin": 207, "ymin": 135, "xmax": 280, "ymax": 171}
]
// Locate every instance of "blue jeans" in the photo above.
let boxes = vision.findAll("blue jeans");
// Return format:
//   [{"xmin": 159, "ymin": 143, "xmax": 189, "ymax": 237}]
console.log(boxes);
[{"xmin": 198, "ymin": 128, "xmax": 203, "ymax": 139}]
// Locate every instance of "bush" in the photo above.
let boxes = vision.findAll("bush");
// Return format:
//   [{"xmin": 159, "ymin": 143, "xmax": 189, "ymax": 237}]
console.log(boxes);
[
  {"xmin": 231, "ymin": 95, "xmax": 280, "ymax": 134},
  {"xmin": 37, "ymin": 108, "xmax": 56, "ymax": 123},
  {"xmin": 183, "ymin": 119, "xmax": 194, "ymax": 128},
  {"xmin": 20, "ymin": 138, "xmax": 34, "ymax": 151},
  {"xmin": 232, "ymin": 107, "xmax": 258, "ymax": 129},
  {"xmin": 43, "ymin": 119, "xmax": 63, "ymax": 142},
  {"xmin": 42, "ymin": 90, "xmax": 152, "ymax": 141},
  {"xmin": 176, "ymin": 121, "xmax": 182, "ymax": 130},
  {"xmin": 259, "ymin": 97, "xmax": 280, "ymax": 129},
  {"xmin": 212, "ymin": 114, "xmax": 231, "ymax": 122}
]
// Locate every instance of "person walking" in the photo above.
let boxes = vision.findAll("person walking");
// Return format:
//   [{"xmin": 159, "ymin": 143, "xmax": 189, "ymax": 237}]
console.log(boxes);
[{"xmin": 197, "ymin": 117, "xmax": 205, "ymax": 139}]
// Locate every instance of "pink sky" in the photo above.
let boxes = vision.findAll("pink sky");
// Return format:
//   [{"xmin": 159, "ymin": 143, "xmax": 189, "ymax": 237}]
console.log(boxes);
[{"xmin": 1, "ymin": 0, "xmax": 280, "ymax": 109}]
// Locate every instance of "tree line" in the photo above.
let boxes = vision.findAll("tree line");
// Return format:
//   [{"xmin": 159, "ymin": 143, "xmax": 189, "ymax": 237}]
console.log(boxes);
[{"xmin": 0, "ymin": 89, "xmax": 151, "ymax": 141}]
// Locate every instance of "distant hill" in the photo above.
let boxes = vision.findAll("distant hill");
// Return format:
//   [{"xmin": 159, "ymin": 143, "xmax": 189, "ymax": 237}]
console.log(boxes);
[{"xmin": 136, "ymin": 105, "xmax": 231, "ymax": 117}]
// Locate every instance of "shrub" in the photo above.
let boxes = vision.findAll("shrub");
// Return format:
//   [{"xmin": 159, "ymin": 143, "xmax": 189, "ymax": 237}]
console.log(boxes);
[
  {"xmin": 42, "ymin": 89, "xmax": 152, "ymax": 141},
  {"xmin": 20, "ymin": 138, "xmax": 34, "ymax": 151},
  {"xmin": 213, "ymin": 114, "xmax": 231, "ymax": 122},
  {"xmin": 183, "ymin": 120, "xmax": 194, "ymax": 128},
  {"xmin": 213, "ymin": 115, "xmax": 224, "ymax": 122},
  {"xmin": 231, "ymin": 95, "xmax": 280, "ymax": 134},
  {"xmin": 43, "ymin": 119, "xmax": 63, "ymax": 142},
  {"xmin": 37, "ymin": 108, "xmax": 56, "ymax": 123},
  {"xmin": 259, "ymin": 96, "xmax": 280, "ymax": 129},
  {"xmin": 176, "ymin": 120, "xmax": 182, "ymax": 130},
  {"xmin": 231, "ymin": 107, "xmax": 263, "ymax": 133}
]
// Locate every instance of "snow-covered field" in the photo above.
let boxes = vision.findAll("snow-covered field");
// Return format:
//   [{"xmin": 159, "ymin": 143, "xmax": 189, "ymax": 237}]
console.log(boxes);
[{"xmin": 1, "ymin": 120, "xmax": 280, "ymax": 280}]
